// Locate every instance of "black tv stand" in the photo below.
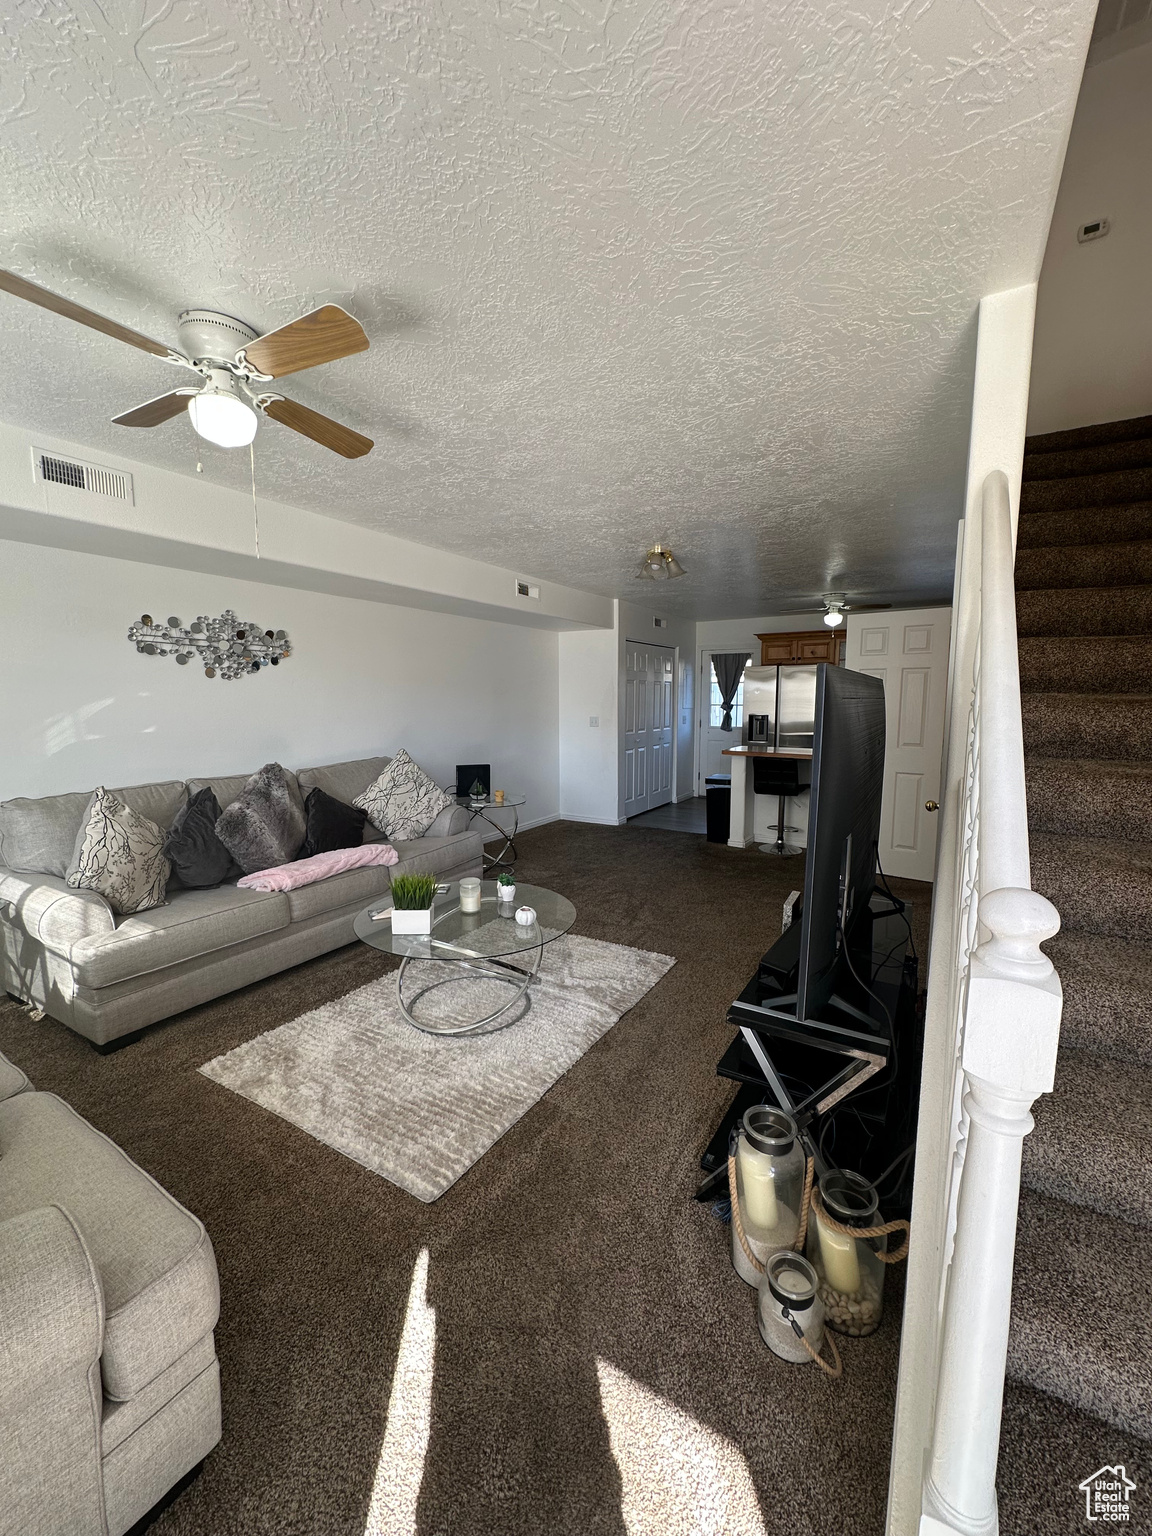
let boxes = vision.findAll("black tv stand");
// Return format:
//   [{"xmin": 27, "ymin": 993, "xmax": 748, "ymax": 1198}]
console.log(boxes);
[{"xmin": 699, "ymin": 893, "xmax": 922, "ymax": 1213}]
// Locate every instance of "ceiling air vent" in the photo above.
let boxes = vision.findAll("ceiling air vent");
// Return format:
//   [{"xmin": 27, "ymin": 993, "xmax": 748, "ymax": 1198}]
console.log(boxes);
[{"xmin": 33, "ymin": 448, "xmax": 134, "ymax": 505}]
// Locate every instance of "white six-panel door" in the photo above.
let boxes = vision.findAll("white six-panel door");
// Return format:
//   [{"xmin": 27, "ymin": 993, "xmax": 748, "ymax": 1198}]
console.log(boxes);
[
  {"xmin": 844, "ymin": 607, "xmax": 952, "ymax": 882},
  {"xmin": 624, "ymin": 642, "xmax": 675, "ymax": 817}
]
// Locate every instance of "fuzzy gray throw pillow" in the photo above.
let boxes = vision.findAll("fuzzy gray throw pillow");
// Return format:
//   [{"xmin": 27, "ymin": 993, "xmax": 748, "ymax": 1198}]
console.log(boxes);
[
  {"xmin": 215, "ymin": 763, "xmax": 305, "ymax": 875},
  {"xmin": 66, "ymin": 787, "xmax": 170, "ymax": 915}
]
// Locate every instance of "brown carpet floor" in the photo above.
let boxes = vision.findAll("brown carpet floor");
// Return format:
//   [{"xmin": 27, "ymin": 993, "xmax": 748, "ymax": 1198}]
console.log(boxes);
[
  {"xmin": 5, "ymin": 820, "xmax": 1140, "ymax": 1532},
  {"xmin": 2, "ymin": 822, "xmax": 933, "ymax": 1536}
]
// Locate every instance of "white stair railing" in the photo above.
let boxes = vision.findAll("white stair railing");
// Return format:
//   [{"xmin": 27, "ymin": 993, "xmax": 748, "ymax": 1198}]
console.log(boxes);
[{"xmin": 887, "ymin": 469, "xmax": 1062, "ymax": 1536}]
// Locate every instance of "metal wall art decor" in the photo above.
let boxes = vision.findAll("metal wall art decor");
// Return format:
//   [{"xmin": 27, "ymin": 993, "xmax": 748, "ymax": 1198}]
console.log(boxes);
[{"xmin": 127, "ymin": 609, "xmax": 291, "ymax": 680}]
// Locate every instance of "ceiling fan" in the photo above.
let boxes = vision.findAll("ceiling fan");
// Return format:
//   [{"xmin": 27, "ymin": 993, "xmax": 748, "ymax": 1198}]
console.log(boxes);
[
  {"xmin": 0, "ymin": 269, "xmax": 374, "ymax": 459},
  {"xmin": 770, "ymin": 591, "xmax": 893, "ymax": 628}
]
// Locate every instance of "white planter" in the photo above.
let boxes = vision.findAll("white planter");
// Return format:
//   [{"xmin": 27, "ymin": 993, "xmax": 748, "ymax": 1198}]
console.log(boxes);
[
  {"xmin": 496, "ymin": 883, "xmax": 517, "ymax": 904},
  {"xmin": 391, "ymin": 905, "xmax": 433, "ymax": 934}
]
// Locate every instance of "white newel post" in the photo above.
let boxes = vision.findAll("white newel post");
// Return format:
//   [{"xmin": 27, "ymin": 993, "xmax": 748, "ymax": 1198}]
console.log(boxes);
[{"xmin": 921, "ymin": 890, "xmax": 1061, "ymax": 1536}]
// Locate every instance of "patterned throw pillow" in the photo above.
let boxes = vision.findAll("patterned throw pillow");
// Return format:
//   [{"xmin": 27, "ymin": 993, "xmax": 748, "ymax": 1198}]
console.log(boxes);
[
  {"xmin": 353, "ymin": 749, "xmax": 453, "ymax": 840},
  {"xmin": 215, "ymin": 763, "xmax": 306, "ymax": 875},
  {"xmin": 66, "ymin": 787, "xmax": 170, "ymax": 915}
]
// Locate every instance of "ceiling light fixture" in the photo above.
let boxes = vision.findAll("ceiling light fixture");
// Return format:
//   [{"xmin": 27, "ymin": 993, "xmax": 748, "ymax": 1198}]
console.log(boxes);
[
  {"xmin": 186, "ymin": 371, "xmax": 258, "ymax": 449},
  {"xmin": 635, "ymin": 544, "xmax": 686, "ymax": 581},
  {"xmin": 823, "ymin": 603, "xmax": 846, "ymax": 628}
]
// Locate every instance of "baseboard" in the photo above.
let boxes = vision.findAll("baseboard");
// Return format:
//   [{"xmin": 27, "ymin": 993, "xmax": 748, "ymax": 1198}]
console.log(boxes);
[
  {"xmin": 558, "ymin": 814, "xmax": 626, "ymax": 827},
  {"xmin": 479, "ymin": 812, "xmax": 560, "ymax": 841}
]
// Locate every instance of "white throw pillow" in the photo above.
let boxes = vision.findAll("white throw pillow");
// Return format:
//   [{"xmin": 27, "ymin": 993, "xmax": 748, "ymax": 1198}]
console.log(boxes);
[
  {"xmin": 66, "ymin": 787, "xmax": 170, "ymax": 915},
  {"xmin": 353, "ymin": 749, "xmax": 453, "ymax": 841}
]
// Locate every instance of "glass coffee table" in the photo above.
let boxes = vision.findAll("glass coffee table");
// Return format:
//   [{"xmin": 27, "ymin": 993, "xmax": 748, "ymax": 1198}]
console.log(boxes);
[{"xmin": 353, "ymin": 879, "xmax": 576, "ymax": 1035}]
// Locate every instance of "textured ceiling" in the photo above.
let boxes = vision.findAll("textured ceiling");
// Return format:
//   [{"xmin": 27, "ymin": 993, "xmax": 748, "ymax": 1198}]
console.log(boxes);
[{"xmin": 0, "ymin": 0, "xmax": 1092, "ymax": 618}]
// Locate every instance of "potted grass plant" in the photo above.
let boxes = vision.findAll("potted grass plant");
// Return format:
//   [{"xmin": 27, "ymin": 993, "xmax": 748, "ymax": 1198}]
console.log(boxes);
[
  {"xmin": 496, "ymin": 871, "xmax": 517, "ymax": 904},
  {"xmin": 389, "ymin": 873, "xmax": 438, "ymax": 934}
]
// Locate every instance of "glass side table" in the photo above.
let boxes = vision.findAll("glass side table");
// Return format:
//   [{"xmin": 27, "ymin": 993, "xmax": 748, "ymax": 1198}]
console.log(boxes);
[
  {"xmin": 354, "ymin": 880, "xmax": 576, "ymax": 1034},
  {"xmin": 455, "ymin": 793, "xmax": 526, "ymax": 869}
]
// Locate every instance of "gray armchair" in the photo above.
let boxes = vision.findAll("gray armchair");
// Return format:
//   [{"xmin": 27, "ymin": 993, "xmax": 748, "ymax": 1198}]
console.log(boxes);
[{"xmin": 0, "ymin": 1053, "xmax": 221, "ymax": 1536}]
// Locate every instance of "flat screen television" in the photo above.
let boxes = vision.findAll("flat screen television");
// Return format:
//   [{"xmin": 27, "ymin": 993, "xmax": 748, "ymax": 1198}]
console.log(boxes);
[{"xmin": 759, "ymin": 664, "xmax": 886, "ymax": 1023}]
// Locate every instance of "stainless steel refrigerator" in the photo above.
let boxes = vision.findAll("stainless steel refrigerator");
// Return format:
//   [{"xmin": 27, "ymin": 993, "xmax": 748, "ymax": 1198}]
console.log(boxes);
[{"xmin": 741, "ymin": 664, "xmax": 819, "ymax": 750}]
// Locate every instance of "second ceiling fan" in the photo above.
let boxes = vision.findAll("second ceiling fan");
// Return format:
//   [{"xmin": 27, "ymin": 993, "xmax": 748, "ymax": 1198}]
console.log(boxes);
[{"xmin": 0, "ymin": 269, "xmax": 374, "ymax": 459}]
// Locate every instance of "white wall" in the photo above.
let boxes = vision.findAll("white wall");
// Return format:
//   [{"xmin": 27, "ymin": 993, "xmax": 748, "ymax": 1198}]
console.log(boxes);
[
  {"xmin": 1027, "ymin": 41, "xmax": 1152, "ymax": 435},
  {"xmin": 557, "ymin": 625, "xmax": 619, "ymax": 824},
  {"xmin": 0, "ymin": 541, "xmax": 560, "ymax": 824},
  {"xmin": 0, "ymin": 419, "xmax": 612, "ymax": 633}
]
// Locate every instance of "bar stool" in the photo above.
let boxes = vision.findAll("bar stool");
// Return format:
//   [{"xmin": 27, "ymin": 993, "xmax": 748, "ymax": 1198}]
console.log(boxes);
[{"xmin": 752, "ymin": 757, "xmax": 811, "ymax": 857}]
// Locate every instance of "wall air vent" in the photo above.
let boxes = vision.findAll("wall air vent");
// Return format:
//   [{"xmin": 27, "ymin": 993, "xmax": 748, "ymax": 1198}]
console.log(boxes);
[
  {"xmin": 33, "ymin": 448, "xmax": 134, "ymax": 505},
  {"xmin": 516, "ymin": 579, "xmax": 540, "ymax": 600},
  {"xmin": 654, "ymin": 616, "xmax": 668, "ymax": 629}
]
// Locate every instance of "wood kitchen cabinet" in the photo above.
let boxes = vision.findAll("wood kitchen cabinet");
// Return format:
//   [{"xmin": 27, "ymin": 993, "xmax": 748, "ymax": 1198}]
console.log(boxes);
[{"xmin": 755, "ymin": 630, "xmax": 845, "ymax": 665}]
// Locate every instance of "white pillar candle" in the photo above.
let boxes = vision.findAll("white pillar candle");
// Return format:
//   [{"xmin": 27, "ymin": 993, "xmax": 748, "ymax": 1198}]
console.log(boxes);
[
  {"xmin": 459, "ymin": 879, "xmax": 481, "ymax": 913},
  {"xmin": 815, "ymin": 1206, "xmax": 861, "ymax": 1295},
  {"xmin": 737, "ymin": 1139, "xmax": 778, "ymax": 1233}
]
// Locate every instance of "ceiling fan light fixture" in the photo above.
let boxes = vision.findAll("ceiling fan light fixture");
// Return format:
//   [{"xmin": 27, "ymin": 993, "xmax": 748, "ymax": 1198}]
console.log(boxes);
[
  {"xmin": 823, "ymin": 606, "xmax": 845, "ymax": 627},
  {"xmin": 187, "ymin": 375, "xmax": 258, "ymax": 449}
]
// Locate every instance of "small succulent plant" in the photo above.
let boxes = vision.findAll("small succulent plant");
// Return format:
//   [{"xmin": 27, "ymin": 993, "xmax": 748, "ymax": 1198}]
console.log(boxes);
[{"xmin": 497, "ymin": 872, "xmax": 516, "ymax": 886}]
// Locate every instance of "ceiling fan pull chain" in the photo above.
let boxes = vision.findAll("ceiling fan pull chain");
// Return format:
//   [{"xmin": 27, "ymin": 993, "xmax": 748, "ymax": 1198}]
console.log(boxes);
[{"xmin": 250, "ymin": 442, "xmax": 260, "ymax": 559}]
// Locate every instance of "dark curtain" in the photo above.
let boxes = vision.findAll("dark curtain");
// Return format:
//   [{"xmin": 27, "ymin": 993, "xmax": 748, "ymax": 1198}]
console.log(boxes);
[{"xmin": 713, "ymin": 652, "xmax": 751, "ymax": 731}]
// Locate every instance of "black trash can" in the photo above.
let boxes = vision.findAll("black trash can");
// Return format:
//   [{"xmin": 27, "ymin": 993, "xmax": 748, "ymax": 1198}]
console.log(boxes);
[{"xmin": 705, "ymin": 774, "xmax": 732, "ymax": 843}]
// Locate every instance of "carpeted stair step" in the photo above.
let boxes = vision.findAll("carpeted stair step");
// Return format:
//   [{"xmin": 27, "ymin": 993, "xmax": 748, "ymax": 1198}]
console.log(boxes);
[
  {"xmin": 1018, "ymin": 636, "xmax": 1152, "ymax": 694},
  {"xmin": 1022, "ymin": 693, "xmax": 1152, "ymax": 759},
  {"xmin": 1016, "ymin": 540, "xmax": 1152, "ymax": 592},
  {"xmin": 1025, "ymin": 756, "xmax": 1152, "ymax": 841},
  {"xmin": 1026, "ymin": 413, "xmax": 1152, "ymax": 455},
  {"xmin": 1023, "ymin": 436, "xmax": 1152, "ymax": 482},
  {"xmin": 999, "ymin": 1382, "xmax": 1152, "ymax": 1536},
  {"xmin": 1017, "ymin": 585, "xmax": 1152, "ymax": 637},
  {"xmin": 1007, "ymin": 1189, "xmax": 1152, "ymax": 1439},
  {"xmin": 1021, "ymin": 465, "xmax": 1152, "ymax": 514},
  {"xmin": 1024, "ymin": 1049, "xmax": 1152, "ymax": 1228},
  {"xmin": 1017, "ymin": 501, "xmax": 1152, "ymax": 552},
  {"xmin": 1049, "ymin": 931, "xmax": 1152, "ymax": 1067},
  {"xmin": 1031, "ymin": 832, "xmax": 1152, "ymax": 942}
]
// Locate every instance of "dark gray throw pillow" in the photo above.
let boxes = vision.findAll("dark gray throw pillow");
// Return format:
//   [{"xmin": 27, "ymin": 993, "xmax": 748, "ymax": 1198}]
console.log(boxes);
[
  {"xmin": 299, "ymin": 787, "xmax": 368, "ymax": 859},
  {"xmin": 164, "ymin": 788, "xmax": 241, "ymax": 889},
  {"xmin": 215, "ymin": 763, "xmax": 306, "ymax": 875}
]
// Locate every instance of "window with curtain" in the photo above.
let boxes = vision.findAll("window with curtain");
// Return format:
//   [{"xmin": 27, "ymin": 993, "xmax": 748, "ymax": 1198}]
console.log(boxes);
[{"xmin": 709, "ymin": 659, "xmax": 749, "ymax": 728}]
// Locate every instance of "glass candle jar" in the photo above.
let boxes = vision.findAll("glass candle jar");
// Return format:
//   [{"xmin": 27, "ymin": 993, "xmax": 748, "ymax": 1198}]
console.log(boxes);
[
  {"xmin": 459, "ymin": 878, "xmax": 482, "ymax": 914},
  {"xmin": 731, "ymin": 1105, "xmax": 806, "ymax": 1286},
  {"xmin": 757, "ymin": 1251, "xmax": 825, "ymax": 1363},
  {"xmin": 806, "ymin": 1169, "xmax": 886, "ymax": 1336}
]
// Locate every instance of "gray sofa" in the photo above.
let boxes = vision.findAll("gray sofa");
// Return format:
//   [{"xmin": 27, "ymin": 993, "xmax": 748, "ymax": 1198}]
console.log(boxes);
[
  {"xmin": 0, "ymin": 755, "xmax": 483, "ymax": 1050},
  {"xmin": 0, "ymin": 1048, "xmax": 220, "ymax": 1536}
]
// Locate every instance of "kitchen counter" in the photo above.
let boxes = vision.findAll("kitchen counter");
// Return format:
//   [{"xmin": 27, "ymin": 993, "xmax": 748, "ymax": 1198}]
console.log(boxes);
[{"xmin": 721, "ymin": 745, "xmax": 813, "ymax": 759}]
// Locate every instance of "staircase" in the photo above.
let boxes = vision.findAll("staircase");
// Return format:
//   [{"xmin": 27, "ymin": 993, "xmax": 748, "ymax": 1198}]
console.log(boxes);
[{"xmin": 1007, "ymin": 412, "xmax": 1152, "ymax": 1437}]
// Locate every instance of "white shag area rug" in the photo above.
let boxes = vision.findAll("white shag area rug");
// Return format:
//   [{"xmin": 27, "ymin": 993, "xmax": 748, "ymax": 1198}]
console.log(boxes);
[{"xmin": 199, "ymin": 933, "xmax": 674, "ymax": 1202}]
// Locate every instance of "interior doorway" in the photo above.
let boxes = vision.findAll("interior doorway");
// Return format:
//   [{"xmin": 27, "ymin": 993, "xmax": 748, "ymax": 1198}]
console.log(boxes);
[
  {"xmin": 696, "ymin": 650, "xmax": 751, "ymax": 792},
  {"xmin": 623, "ymin": 641, "xmax": 675, "ymax": 817}
]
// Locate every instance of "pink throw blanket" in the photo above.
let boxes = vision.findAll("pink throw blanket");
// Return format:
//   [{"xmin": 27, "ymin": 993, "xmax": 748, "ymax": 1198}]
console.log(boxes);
[{"xmin": 238, "ymin": 843, "xmax": 398, "ymax": 892}]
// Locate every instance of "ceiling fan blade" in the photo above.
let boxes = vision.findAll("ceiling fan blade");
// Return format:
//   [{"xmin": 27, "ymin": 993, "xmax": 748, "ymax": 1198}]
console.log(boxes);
[
  {"xmin": 0, "ymin": 269, "xmax": 183, "ymax": 361},
  {"xmin": 241, "ymin": 305, "xmax": 369, "ymax": 379},
  {"xmin": 260, "ymin": 396, "xmax": 373, "ymax": 458},
  {"xmin": 112, "ymin": 388, "xmax": 199, "ymax": 428},
  {"xmin": 846, "ymin": 603, "xmax": 893, "ymax": 612}
]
